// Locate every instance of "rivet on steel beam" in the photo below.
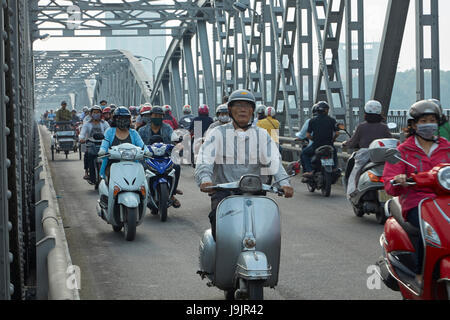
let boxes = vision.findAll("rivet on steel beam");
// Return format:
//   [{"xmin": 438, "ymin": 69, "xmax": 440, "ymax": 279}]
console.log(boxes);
[
  {"xmin": 9, "ymin": 252, "xmax": 13, "ymax": 263},
  {"xmin": 5, "ymin": 126, "xmax": 10, "ymax": 135},
  {"xmin": 7, "ymin": 190, "xmax": 11, "ymax": 200},
  {"xmin": 8, "ymin": 221, "xmax": 12, "ymax": 232}
]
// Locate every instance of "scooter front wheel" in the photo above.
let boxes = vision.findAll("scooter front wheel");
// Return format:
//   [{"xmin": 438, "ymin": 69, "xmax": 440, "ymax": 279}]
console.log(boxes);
[
  {"xmin": 123, "ymin": 206, "xmax": 137, "ymax": 241},
  {"xmin": 247, "ymin": 280, "xmax": 264, "ymax": 300},
  {"xmin": 158, "ymin": 184, "xmax": 169, "ymax": 222}
]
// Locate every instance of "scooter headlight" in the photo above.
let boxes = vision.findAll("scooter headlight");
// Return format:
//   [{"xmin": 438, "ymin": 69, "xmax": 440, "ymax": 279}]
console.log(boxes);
[
  {"xmin": 151, "ymin": 144, "xmax": 167, "ymax": 157},
  {"xmin": 422, "ymin": 220, "xmax": 441, "ymax": 247},
  {"xmin": 437, "ymin": 166, "xmax": 450, "ymax": 191},
  {"xmin": 239, "ymin": 175, "xmax": 262, "ymax": 193},
  {"xmin": 119, "ymin": 148, "xmax": 137, "ymax": 160}
]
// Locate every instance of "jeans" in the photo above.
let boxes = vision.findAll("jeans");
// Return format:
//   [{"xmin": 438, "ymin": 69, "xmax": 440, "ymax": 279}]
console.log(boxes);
[
  {"xmin": 87, "ymin": 151, "xmax": 98, "ymax": 183},
  {"xmin": 300, "ymin": 144, "xmax": 338, "ymax": 173},
  {"xmin": 406, "ymin": 207, "xmax": 424, "ymax": 275}
]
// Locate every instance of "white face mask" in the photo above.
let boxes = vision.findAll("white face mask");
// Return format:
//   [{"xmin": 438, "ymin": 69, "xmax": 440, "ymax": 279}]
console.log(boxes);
[{"xmin": 218, "ymin": 115, "xmax": 230, "ymax": 123}]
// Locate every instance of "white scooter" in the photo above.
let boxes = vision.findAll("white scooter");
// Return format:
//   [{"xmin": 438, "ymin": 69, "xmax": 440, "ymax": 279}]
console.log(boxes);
[
  {"xmin": 197, "ymin": 174, "xmax": 292, "ymax": 300},
  {"xmin": 96, "ymin": 143, "xmax": 149, "ymax": 241}
]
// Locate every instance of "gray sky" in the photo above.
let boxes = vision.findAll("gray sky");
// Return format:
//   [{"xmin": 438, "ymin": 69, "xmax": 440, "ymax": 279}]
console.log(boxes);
[{"xmin": 34, "ymin": 0, "xmax": 450, "ymax": 71}]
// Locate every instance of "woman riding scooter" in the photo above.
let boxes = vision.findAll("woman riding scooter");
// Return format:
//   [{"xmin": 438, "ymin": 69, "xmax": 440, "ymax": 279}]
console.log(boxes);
[{"xmin": 383, "ymin": 100, "xmax": 450, "ymax": 287}]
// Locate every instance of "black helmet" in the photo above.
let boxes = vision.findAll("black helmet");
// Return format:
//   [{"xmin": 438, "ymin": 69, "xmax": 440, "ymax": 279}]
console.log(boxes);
[
  {"xmin": 227, "ymin": 89, "xmax": 256, "ymax": 110},
  {"xmin": 314, "ymin": 101, "xmax": 330, "ymax": 114},
  {"xmin": 113, "ymin": 106, "xmax": 131, "ymax": 118},
  {"xmin": 150, "ymin": 106, "xmax": 164, "ymax": 115}
]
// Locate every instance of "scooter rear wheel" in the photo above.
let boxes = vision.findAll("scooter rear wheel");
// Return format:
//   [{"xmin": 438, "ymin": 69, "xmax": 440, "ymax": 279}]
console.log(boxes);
[
  {"xmin": 321, "ymin": 171, "xmax": 332, "ymax": 197},
  {"xmin": 112, "ymin": 225, "xmax": 122, "ymax": 232},
  {"xmin": 158, "ymin": 184, "xmax": 169, "ymax": 222}
]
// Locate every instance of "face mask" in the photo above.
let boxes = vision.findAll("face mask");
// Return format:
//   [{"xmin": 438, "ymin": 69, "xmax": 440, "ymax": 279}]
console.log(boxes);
[
  {"xmin": 151, "ymin": 118, "xmax": 163, "ymax": 126},
  {"xmin": 92, "ymin": 113, "xmax": 101, "ymax": 120},
  {"xmin": 117, "ymin": 118, "xmax": 130, "ymax": 130},
  {"xmin": 218, "ymin": 115, "xmax": 230, "ymax": 123},
  {"xmin": 416, "ymin": 123, "xmax": 438, "ymax": 140}
]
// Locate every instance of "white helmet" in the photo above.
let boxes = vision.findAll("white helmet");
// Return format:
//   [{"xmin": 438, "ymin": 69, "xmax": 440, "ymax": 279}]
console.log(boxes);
[
  {"xmin": 182, "ymin": 104, "xmax": 192, "ymax": 114},
  {"xmin": 265, "ymin": 106, "xmax": 276, "ymax": 117},
  {"xmin": 163, "ymin": 105, "xmax": 172, "ymax": 113},
  {"xmin": 216, "ymin": 104, "xmax": 228, "ymax": 115},
  {"xmin": 255, "ymin": 105, "xmax": 266, "ymax": 115},
  {"xmin": 364, "ymin": 100, "xmax": 382, "ymax": 115}
]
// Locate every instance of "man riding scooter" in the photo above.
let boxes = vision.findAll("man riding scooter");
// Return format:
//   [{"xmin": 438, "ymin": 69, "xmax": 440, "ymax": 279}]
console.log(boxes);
[
  {"xmin": 195, "ymin": 89, "xmax": 294, "ymax": 240},
  {"xmin": 301, "ymin": 101, "xmax": 339, "ymax": 180},
  {"xmin": 383, "ymin": 100, "xmax": 450, "ymax": 288}
]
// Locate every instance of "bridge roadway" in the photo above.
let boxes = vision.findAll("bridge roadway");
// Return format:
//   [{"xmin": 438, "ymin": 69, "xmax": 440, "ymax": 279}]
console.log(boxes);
[{"xmin": 39, "ymin": 125, "xmax": 398, "ymax": 300}]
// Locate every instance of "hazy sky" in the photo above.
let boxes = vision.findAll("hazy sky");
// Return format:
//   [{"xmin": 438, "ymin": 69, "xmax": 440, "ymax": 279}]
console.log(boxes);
[{"xmin": 33, "ymin": 0, "xmax": 450, "ymax": 71}]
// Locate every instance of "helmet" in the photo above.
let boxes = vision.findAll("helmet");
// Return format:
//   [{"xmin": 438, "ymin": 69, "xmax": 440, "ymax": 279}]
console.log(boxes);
[
  {"xmin": 102, "ymin": 107, "xmax": 112, "ymax": 114},
  {"xmin": 150, "ymin": 106, "xmax": 164, "ymax": 115},
  {"xmin": 90, "ymin": 105, "xmax": 102, "ymax": 113},
  {"xmin": 255, "ymin": 105, "xmax": 266, "ymax": 115},
  {"xmin": 140, "ymin": 104, "xmax": 152, "ymax": 115},
  {"xmin": 227, "ymin": 89, "xmax": 256, "ymax": 110},
  {"xmin": 311, "ymin": 105, "xmax": 318, "ymax": 116},
  {"xmin": 61, "ymin": 100, "xmax": 67, "ymax": 106},
  {"xmin": 364, "ymin": 100, "xmax": 382, "ymax": 115},
  {"xmin": 113, "ymin": 106, "xmax": 131, "ymax": 118},
  {"xmin": 409, "ymin": 100, "xmax": 441, "ymax": 121},
  {"xmin": 198, "ymin": 104, "xmax": 209, "ymax": 115},
  {"xmin": 216, "ymin": 104, "xmax": 228, "ymax": 116},
  {"xmin": 314, "ymin": 101, "xmax": 330, "ymax": 113},
  {"xmin": 428, "ymin": 98, "xmax": 442, "ymax": 109},
  {"xmin": 82, "ymin": 106, "xmax": 89, "ymax": 113},
  {"xmin": 265, "ymin": 106, "xmax": 276, "ymax": 117},
  {"xmin": 182, "ymin": 104, "xmax": 192, "ymax": 114},
  {"xmin": 163, "ymin": 105, "xmax": 172, "ymax": 113}
]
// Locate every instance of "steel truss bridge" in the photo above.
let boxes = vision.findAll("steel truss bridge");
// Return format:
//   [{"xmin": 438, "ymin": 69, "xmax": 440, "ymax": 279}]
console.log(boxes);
[{"xmin": 0, "ymin": 0, "xmax": 443, "ymax": 299}]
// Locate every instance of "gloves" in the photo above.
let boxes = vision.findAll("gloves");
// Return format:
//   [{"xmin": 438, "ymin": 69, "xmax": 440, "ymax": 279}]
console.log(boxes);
[
  {"xmin": 98, "ymin": 149, "xmax": 106, "ymax": 156},
  {"xmin": 144, "ymin": 150, "xmax": 153, "ymax": 157}
]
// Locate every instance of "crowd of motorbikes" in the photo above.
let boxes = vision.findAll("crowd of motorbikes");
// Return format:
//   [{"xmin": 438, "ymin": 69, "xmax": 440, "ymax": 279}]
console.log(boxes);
[{"xmin": 39, "ymin": 103, "xmax": 450, "ymax": 301}]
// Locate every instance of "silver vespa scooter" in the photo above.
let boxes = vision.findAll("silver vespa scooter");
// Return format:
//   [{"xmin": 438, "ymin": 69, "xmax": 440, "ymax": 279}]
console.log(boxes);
[
  {"xmin": 198, "ymin": 174, "xmax": 290, "ymax": 300},
  {"xmin": 96, "ymin": 143, "xmax": 149, "ymax": 241}
]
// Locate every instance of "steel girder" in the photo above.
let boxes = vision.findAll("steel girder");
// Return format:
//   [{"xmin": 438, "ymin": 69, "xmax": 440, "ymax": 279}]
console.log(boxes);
[
  {"xmin": 34, "ymin": 50, "xmax": 152, "ymax": 108},
  {"xmin": 415, "ymin": 0, "xmax": 439, "ymax": 101},
  {"xmin": 32, "ymin": 0, "xmax": 216, "ymax": 39}
]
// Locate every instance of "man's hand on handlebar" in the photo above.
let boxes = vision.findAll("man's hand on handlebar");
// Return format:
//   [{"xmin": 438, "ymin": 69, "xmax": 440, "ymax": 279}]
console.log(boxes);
[
  {"xmin": 200, "ymin": 182, "xmax": 214, "ymax": 194},
  {"xmin": 281, "ymin": 186, "xmax": 294, "ymax": 198},
  {"xmin": 392, "ymin": 174, "xmax": 409, "ymax": 187}
]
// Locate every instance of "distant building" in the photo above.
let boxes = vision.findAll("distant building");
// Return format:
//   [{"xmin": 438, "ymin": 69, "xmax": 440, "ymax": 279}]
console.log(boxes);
[{"xmin": 338, "ymin": 42, "xmax": 381, "ymax": 80}]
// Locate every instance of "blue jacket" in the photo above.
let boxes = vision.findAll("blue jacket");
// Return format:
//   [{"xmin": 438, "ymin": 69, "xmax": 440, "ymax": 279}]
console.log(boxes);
[{"xmin": 99, "ymin": 127, "xmax": 148, "ymax": 177}]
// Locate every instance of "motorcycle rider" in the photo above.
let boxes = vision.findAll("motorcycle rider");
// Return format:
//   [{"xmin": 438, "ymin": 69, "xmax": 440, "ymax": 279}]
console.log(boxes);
[
  {"xmin": 98, "ymin": 107, "xmax": 149, "ymax": 181},
  {"xmin": 189, "ymin": 104, "xmax": 214, "ymax": 137},
  {"xmin": 295, "ymin": 104, "xmax": 319, "ymax": 147},
  {"xmin": 383, "ymin": 100, "xmax": 450, "ymax": 287},
  {"xmin": 135, "ymin": 103, "xmax": 152, "ymax": 130},
  {"xmin": 342, "ymin": 100, "xmax": 392, "ymax": 198},
  {"xmin": 55, "ymin": 101, "xmax": 72, "ymax": 122},
  {"xmin": 102, "ymin": 106, "xmax": 112, "ymax": 125},
  {"xmin": 178, "ymin": 104, "xmax": 195, "ymax": 129},
  {"xmin": 138, "ymin": 106, "xmax": 182, "ymax": 208},
  {"xmin": 301, "ymin": 101, "xmax": 339, "ymax": 178},
  {"xmin": 99, "ymin": 100, "xmax": 108, "ymax": 110},
  {"xmin": 71, "ymin": 109, "xmax": 81, "ymax": 124},
  {"xmin": 81, "ymin": 106, "xmax": 89, "ymax": 121},
  {"xmin": 206, "ymin": 104, "xmax": 231, "ymax": 133},
  {"xmin": 163, "ymin": 105, "xmax": 179, "ymax": 130},
  {"xmin": 195, "ymin": 89, "xmax": 294, "ymax": 240},
  {"xmin": 79, "ymin": 105, "xmax": 110, "ymax": 184},
  {"xmin": 253, "ymin": 105, "xmax": 266, "ymax": 126},
  {"xmin": 257, "ymin": 106, "xmax": 280, "ymax": 144}
]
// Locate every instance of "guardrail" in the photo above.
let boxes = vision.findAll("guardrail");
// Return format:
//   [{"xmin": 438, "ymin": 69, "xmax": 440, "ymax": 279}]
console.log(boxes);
[{"xmin": 34, "ymin": 125, "xmax": 79, "ymax": 300}]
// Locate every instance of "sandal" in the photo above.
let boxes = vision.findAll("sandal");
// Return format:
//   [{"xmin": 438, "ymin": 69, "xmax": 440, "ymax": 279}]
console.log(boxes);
[
  {"xmin": 176, "ymin": 189, "xmax": 183, "ymax": 195},
  {"xmin": 171, "ymin": 196, "xmax": 181, "ymax": 208}
]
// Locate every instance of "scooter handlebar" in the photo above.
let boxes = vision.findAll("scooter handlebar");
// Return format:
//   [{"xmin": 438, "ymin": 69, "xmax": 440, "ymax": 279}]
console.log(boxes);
[{"xmin": 389, "ymin": 178, "xmax": 416, "ymax": 186}]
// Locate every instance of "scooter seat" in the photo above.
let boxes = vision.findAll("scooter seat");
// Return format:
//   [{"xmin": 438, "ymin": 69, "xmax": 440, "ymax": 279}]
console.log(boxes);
[{"xmin": 389, "ymin": 198, "xmax": 420, "ymax": 236}]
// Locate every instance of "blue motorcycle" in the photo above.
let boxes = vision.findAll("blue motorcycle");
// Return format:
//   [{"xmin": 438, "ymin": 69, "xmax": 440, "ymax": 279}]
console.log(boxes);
[{"xmin": 144, "ymin": 136, "xmax": 176, "ymax": 222}]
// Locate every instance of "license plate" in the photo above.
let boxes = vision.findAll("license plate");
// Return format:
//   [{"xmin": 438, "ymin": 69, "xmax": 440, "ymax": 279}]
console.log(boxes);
[
  {"xmin": 378, "ymin": 190, "xmax": 392, "ymax": 202},
  {"xmin": 321, "ymin": 158, "xmax": 334, "ymax": 166}
]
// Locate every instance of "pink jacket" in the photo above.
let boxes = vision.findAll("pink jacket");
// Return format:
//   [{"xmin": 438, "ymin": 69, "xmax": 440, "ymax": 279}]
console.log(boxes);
[{"xmin": 383, "ymin": 136, "xmax": 450, "ymax": 220}]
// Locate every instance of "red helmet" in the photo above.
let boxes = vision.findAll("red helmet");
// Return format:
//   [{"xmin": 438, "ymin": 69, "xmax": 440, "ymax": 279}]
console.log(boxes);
[
  {"xmin": 198, "ymin": 104, "xmax": 209, "ymax": 115},
  {"xmin": 102, "ymin": 107, "xmax": 112, "ymax": 114},
  {"xmin": 140, "ymin": 104, "xmax": 152, "ymax": 115},
  {"xmin": 163, "ymin": 105, "xmax": 172, "ymax": 113}
]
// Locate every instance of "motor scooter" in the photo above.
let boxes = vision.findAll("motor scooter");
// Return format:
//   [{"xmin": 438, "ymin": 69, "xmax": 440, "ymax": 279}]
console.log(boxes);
[
  {"xmin": 343, "ymin": 138, "xmax": 400, "ymax": 224},
  {"xmin": 144, "ymin": 135, "xmax": 177, "ymax": 222},
  {"xmin": 375, "ymin": 148, "xmax": 450, "ymax": 299},
  {"xmin": 96, "ymin": 143, "xmax": 149, "ymax": 241},
  {"xmin": 197, "ymin": 174, "xmax": 293, "ymax": 300}
]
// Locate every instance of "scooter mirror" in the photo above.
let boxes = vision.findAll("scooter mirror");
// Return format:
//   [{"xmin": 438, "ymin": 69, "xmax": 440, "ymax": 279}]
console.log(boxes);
[{"xmin": 384, "ymin": 148, "xmax": 401, "ymax": 164}]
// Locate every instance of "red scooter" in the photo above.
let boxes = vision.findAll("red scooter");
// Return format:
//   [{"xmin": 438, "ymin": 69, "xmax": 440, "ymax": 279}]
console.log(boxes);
[{"xmin": 376, "ymin": 150, "xmax": 450, "ymax": 299}]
